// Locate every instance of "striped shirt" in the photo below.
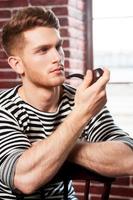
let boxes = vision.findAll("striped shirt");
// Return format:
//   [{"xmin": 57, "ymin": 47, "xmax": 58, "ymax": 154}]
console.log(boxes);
[{"xmin": 0, "ymin": 84, "xmax": 133, "ymax": 200}]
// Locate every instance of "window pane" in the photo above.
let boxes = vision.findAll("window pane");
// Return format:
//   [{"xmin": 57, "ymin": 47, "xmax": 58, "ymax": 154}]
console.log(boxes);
[
  {"xmin": 93, "ymin": 0, "xmax": 133, "ymax": 18},
  {"xmin": 93, "ymin": 0, "xmax": 133, "ymax": 82}
]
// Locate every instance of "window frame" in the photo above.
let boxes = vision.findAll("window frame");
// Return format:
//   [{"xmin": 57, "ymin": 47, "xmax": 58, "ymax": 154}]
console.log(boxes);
[{"xmin": 85, "ymin": 0, "xmax": 93, "ymax": 70}]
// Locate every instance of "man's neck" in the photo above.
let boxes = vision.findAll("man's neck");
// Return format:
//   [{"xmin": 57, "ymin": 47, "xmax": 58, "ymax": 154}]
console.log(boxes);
[{"xmin": 18, "ymin": 84, "xmax": 62, "ymax": 112}]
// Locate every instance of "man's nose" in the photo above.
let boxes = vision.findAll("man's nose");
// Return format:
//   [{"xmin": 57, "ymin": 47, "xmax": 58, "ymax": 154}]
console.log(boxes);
[{"xmin": 52, "ymin": 48, "xmax": 62, "ymax": 63}]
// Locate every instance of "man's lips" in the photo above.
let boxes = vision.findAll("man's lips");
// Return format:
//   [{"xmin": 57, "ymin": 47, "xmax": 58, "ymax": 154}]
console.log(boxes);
[{"xmin": 50, "ymin": 65, "xmax": 64, "ymax": 73}]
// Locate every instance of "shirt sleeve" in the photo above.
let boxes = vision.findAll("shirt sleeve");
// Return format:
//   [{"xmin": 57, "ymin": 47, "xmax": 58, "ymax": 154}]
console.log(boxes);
[
  {"xmin": 82, "ymin": 106, "xmax": 133, "ymax": 149},
  {"xmin": 0, "ymin": 107, "xmax": 31, "ymax": 190}
]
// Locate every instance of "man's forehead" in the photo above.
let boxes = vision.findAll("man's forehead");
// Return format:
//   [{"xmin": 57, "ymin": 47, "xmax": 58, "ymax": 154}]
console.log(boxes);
[{"xmin": 24, "ymin": 26, "xmax": 61, "ymax": 46}]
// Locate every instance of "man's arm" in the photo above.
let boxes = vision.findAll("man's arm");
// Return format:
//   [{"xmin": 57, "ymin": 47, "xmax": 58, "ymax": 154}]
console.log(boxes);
[
  {"xmin": 13, "ymin": 69, "xmax": 109, "ymax": 194},
  {"xmin": 68, "ymin": 140, "xmax": 133, "ymax": 177},
  {"xmin": 14, "ymin": 110, "xmax": 87, "ymax": 194}
]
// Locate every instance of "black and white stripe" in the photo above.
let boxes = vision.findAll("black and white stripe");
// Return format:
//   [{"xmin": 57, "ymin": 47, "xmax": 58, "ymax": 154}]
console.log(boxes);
[{"xmin": 0, "ymin": 84, "xmax": 133, "ymax": 200}]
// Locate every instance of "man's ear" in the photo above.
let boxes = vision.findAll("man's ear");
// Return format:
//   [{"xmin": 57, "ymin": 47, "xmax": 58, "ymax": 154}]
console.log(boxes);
[{"xmin": 8, "ymin": 56, "xmax": 24, "ymax": 75}]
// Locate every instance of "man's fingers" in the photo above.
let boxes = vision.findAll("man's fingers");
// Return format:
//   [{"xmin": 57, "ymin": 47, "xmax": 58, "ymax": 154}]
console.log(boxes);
[
  {"xmin": 102, "ymin": 67, "xmax": 110, "ymax": 83},
  {"xmin": 78, "ymin": 68, "xmax": 110, "ymax": 91},
  {"xmin": 81, "ymin": 70, "xmax": 93, "ymax": 89},
  {"xmin": 93, "ymin": 67, "xmax": 110, "ymax": 87}
]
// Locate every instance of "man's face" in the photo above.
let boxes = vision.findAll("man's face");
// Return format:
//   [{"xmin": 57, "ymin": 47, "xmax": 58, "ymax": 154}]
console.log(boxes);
[{"xmin": 20, "ymin": 27, "xmax": 65, "ymax": 88}]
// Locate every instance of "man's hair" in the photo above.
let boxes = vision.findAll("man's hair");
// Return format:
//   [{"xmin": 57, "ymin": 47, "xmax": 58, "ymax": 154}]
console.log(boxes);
[{"xmin": 1, "ymin": 6, "xmax": 60, "ymax": 56}]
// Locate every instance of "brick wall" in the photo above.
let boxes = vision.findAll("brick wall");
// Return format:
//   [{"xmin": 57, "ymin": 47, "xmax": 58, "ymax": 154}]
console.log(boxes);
[
  {"xmin": 0, "ymin": 0, "xmax": 86, "ymax": 89},
  {"xmin": 0, "ymin": 0, "xmax": 133, "ymax": 199},
  {"xmin": 73, "ymin": 176, "xmax": 133, "ymax": 200}
]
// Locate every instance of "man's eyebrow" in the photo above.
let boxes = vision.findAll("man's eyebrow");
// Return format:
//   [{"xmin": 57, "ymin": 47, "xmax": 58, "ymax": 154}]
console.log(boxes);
[
  {"xmin": 32, "ymin": 44, "xmax": 51, "ymax": 52},
  {"xmin": 33, "ymin": 39, "xmax": 63, "ymax": 52}
]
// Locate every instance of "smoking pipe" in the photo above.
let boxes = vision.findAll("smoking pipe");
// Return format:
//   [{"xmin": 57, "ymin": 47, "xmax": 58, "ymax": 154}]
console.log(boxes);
[{"xmin": 67, "ymin": 68, "xmax": 104, "ymax": 84}]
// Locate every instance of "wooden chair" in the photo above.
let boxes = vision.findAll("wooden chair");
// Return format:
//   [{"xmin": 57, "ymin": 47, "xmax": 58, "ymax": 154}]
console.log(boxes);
[
  {"xmin": 62, "ymin": 73, "xmax": 115, "ymax": 199},
  {"xmin": 55, "ymin": 162, "xmax": 115, "ymax": 200}
]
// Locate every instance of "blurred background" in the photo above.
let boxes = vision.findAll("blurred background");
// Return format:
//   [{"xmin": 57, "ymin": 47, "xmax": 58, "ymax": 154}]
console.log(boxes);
[
  {"xmin": 0, "ymin": 0, "xmax": 133, "ymax": 199},
  {"xmin": 93, "ymin": 0, "xmax": 133, "ymax": 136}
]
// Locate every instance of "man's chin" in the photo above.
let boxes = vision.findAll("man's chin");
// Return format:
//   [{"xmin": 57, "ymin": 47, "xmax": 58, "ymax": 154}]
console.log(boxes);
[{"xmin": 51, "ymin": 76, "xmax": 66, "ymax": 86}]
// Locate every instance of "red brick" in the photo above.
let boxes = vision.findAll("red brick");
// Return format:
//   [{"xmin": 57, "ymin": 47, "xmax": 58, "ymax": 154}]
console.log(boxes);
[
  {"xmin": 0, "ymin": 60, "xmax": 9, "ymax": 68},
  {"xmin": 90, "ymin": 185, "xmax": 104, "ymax": 195},
  {"xmin": 0, "ymin": 0, "xmax": 28, "ymax": 8},
  {"xmin": 0, "ymin": 10, "xmax": 11, "ymax": 18},
  {"xmin": 60, "ymin": 28, "xmax": 69, "ymax": 37},
  {"xmin": 64, "ymin": 60, "xmax": 70, "ymax": 68},
  {"xmin": 59, "ymin": 17, "xmax": 69, "ymax": 26},
  {"xmin": 0, "ymin": 71, "xmax": 17, "ymax": 79},
  {"xmin": 63, "ymin": 39, "xmax": 69, "ymax": 48},
  {"xmin": 0, "ymin": 80, "xmax": 19, "ymax": 89},
  {"xmin": 91, "ymin": 196, "xmax": 129, "ymax": 200},
  {"xmin": 64, "ymin": 50, "xmax": 70, "ymax": 58},
  {"xmin": 0, "ymin": 51, "xmax": 8, "ymax": 59},
  {"xmin": 113, "ymin": 177, "xmax": 130, "ymax": 186},
  {"xmin": 131, "ymin": 176, "xmax": 133, "ymax": 185},
  {"xmin": 111, "ymin": 186, "xmax": 133, "ymax": 197},
  {"xmin": 73, "ymin": 181, "xmax": 85, "ymax": 193},
  {"xmin": 89, "ymin": 184, "xmax": 133, "ymax": 199},
  {"xmin": 52, "ymin": 7, "xmax": 68, "ymax": 16},
  {"xmin": 90, "ymin": 196, "xmax": 101, "ymax": 200},
  {"xmin": 30, "ymin": 0, "xmax": 68, "ymax": 6},
  {"xmin": 109, "ymin": 198, "xmax": 129, "ymax": 200}
]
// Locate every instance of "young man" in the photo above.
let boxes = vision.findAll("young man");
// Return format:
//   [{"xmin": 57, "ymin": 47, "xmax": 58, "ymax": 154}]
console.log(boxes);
[{"xmin": 0, "ymin": 6, "xmax": 133, "ymax": 200}]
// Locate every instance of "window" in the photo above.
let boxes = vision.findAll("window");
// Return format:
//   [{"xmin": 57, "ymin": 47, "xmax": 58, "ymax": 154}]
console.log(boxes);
[
  {"xmin": 93, "ymin": 0, "xmax": 133, "ymax": 83},
  {"xmin": 90, "ymin": 0, "xmax": 133, "ymax": 134}
]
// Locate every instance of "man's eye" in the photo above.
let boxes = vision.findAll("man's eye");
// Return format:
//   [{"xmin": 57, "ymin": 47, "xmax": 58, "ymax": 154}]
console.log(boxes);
[
  {"xmin": 40, "ymin": 48, "xmax": 48, "ymax": 53},
  {"xmin": 37, "ymin": 47, "xmax": 49, "ymax": 54}
]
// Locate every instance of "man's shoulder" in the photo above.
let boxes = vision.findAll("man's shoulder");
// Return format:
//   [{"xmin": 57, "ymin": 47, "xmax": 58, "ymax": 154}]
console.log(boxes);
[{"xmin": 0, "ymin": 86, "xmax": 19, "ymax": 108}]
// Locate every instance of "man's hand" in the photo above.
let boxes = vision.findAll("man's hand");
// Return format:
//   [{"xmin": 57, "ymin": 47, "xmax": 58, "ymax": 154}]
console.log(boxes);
[{"xmin": 74, "ymin": 68, "xmax": 110, "ymax": 121}]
